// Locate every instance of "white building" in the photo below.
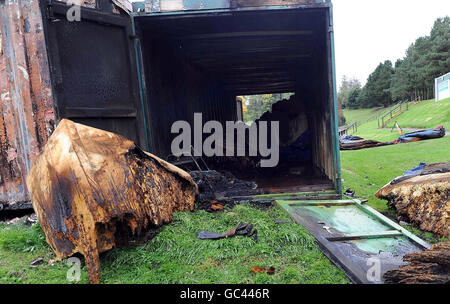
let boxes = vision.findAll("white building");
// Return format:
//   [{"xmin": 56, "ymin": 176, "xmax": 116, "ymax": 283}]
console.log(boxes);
[{"xmin": 435, "ymin": 72, "xmax": 450, "ymax": 101}]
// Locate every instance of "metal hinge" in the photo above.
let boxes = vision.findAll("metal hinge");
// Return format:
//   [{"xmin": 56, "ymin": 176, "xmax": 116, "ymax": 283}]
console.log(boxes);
[{"xmin": 328, "ymin": 25, "xmax": 334, "ymax": 33}]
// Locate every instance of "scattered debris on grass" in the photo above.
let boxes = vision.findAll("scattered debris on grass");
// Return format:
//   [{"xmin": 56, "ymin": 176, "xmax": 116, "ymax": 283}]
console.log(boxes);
[
  {"xmin": 376, "ymin": 162, "xmax": 450, "ymax": 238},
  {"xmin": 340, "ymin": 126, "xmax": 446, "ymax": 150},
  {"xmin": 197, "ymin": 222, "xmax": 258, "ymax": 242},
  {"xmin": 196, "ymin": 200, "xmax": 233, "ymax": 213},
  {"xmin": 343, "ymin": 189, "xmax": 356, "ymax": 197},
  {"xmin": 394, "ymin": 126, "xmax": 446, "ymax": 144},
  {"xmin": 251, "ymin": 266, "xmax": 276, "ymax": 275},
  {"xmin": 26, "ymin": 119, "xmax": 198, "ymax": 283},
  {"xmin": 339, "ymin": 135, "xmax": 393, "ymax": 150},
  {"xmin": 383, "ymin": 241, "xmax": 450, "ymax": 284},
  {"xmin": 3, "ymin": 214, "xmax": 37, "ymax": 226},
  {"xmin": 30, "ymin": 257, "xmax": 44, "ymax": 267}
]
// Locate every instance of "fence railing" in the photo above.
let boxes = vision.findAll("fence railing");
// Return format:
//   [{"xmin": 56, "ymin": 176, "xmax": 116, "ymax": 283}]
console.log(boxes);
[
  {"xmin": 339, "ymin": 122, "xmax": 358, "ymax": 137},
  {"xmin": 377, "ymin": 97, "xmax": 422, "ymax": 129},
  {"xmin": 377, "ymin": 101, "xmax": 408, "ymax": 128}
]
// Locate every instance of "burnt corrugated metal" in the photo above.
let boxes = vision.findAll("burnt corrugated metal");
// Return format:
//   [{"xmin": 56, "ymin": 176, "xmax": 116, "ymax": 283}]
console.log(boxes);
[
  {"xmin": 0, "ymin": 0, "xmax": 56, "ymax": 209},
  {"xmin": 140, "ymin": 32, "xmax": 236, "ymax": 157}
]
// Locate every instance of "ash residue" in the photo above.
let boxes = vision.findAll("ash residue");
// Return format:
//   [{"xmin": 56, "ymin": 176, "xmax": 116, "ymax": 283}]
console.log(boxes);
[{"xmin": 190, "ymin": 170, "xmax": 257, "ymax": 200}]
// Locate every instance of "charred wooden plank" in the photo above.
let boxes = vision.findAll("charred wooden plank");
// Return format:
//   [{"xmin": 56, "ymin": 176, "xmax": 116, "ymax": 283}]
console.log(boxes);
[{"xmin": 26, "ymin": 119, "xmax": 198, "ymax": 283}]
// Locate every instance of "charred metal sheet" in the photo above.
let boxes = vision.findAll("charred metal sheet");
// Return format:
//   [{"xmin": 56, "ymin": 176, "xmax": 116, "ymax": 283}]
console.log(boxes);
[
  {"xmin": 0, "ymin": 0, "xmax": 56, "ymax": 208},
  {"xmin": 26, "ymin": 119, "xmax": 198, "ymax": 283},
  {"xmin": 277, "ymin": 199, "xmax": 430, "ymax": 284},
  {"xmin": 40, "ymin": 1, "xmax": 147, "ymax": 147}
]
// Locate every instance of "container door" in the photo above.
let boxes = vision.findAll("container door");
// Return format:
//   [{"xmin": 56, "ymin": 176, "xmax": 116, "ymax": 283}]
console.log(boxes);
[
  {"xmin": 277, "ymin": 199, "xmax": 430, "ymax": 283},
  {"xmin": 40, "ymin": 1, "xmax": 148, "ymax": 147}
]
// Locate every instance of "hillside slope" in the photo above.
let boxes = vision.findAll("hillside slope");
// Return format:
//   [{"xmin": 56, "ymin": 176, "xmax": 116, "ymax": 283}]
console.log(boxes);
[{"xmin": 386, "ymin": 98, "xmax": 450, "ymax": 129}]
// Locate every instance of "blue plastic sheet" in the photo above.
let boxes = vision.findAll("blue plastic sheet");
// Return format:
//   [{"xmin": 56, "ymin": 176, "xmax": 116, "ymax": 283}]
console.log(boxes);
[{"xmin": 396, "ymin": 126, "xmax": 446, "ymax": 143}]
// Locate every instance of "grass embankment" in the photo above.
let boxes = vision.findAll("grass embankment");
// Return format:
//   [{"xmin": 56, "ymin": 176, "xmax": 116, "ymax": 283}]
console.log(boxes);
[
  {"xmin": 0, "ymin": 204, "xmax": 348, "ymax": 284},
  {"xmin": 343, "ymin": 107, "xmax": 387, "ymax": 125},
  {"xmin": 343, "ymin": 98, "xmax": 450, "ymax": 142},
  {"xmin": 385, "ymin": 97, "xmax": 450, "ymax": 129}
]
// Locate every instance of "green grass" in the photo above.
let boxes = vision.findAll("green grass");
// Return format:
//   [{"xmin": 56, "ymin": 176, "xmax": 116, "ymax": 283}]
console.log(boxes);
[
  {"xmin": 343, "ymin": 103, "xmax": 401, "ymax": 125},
  {"xmin": 340, "ymin": 134, "xmax": 450, "ymax": 214},
  {"xmin": 0, "ymin": 205, "xmax": 349, "ymax": 284},
  {"xmin": 385, "ymin": 97, "xmax": 450, "ymax": 129},
  {"xmin": 353, "ymin": 119, "xmax": 401, "ymax": 142},
  {"xmin": 343, "ymin": 107, "xmax": 386, "ymax": 125},
  {"xmin": 0, "ymin": 224, "xmax": 78, "ymax": 283},
  {"xmin": 348, "ymin": 98, "xmax": 450, "ymax": 142}
]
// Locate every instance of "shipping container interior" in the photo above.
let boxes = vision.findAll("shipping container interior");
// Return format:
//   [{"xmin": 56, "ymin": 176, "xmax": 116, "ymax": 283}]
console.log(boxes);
[{"xmin": 135, "ymin": 7, "xmax": 338, "ymax": 194}]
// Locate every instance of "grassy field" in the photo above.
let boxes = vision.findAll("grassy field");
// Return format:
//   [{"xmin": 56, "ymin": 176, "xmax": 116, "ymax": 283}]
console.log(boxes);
[
  {"xmin": 343, "ymin": 107, "xmax": 388, "ymax": 125},
  {"xmin": 0, "ymin": 204, "xmax": 348, "ymax": 284},
  {"xmin": 341, "ymin": 135, "xmax": 450, "ymax": 214},
  {"xmin": 385, "ymin": 97, "xmax": 450, "ymax": 129},
  {"xmin": 352, "ymin": 119, "xmax": 400, "ymax": 142}
]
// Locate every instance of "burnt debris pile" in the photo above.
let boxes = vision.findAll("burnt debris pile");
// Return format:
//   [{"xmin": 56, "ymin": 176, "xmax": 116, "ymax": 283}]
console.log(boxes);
[{"xmin": 26, "ymin": 119, "xmax": 198, "ymax": 283}]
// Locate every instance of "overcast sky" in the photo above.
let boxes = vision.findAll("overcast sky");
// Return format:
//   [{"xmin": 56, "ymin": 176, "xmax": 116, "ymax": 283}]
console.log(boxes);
[{"xmin": 333, "ymin": 0, "xmax": 450, "ymax": 86}]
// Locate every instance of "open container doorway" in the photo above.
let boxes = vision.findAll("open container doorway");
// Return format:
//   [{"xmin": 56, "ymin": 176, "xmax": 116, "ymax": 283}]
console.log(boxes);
[{"xmin": 134, "ymin": 7, "xmax": 339, "ymax": 196}]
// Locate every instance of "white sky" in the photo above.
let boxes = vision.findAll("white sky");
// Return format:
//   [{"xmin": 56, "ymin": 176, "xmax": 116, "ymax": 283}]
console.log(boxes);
[{"xmin": 333, "ymin": 0, "xmax": 450, "ymax": 86}]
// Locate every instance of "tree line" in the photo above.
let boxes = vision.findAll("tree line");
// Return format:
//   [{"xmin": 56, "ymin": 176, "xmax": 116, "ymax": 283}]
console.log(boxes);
[
  {"xmin": 340, "ymin": 17, "xmax": 449, "ymax": 110},
  {"xmin": 243, "ymin": 93, "xmax": 294, "ymax": 123}
]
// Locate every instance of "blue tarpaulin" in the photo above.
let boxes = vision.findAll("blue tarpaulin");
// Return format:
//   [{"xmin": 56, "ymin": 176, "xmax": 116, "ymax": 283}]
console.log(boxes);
[{"xmin": 395, "ymin": 126, "xmax": 446, "ymax": 143}]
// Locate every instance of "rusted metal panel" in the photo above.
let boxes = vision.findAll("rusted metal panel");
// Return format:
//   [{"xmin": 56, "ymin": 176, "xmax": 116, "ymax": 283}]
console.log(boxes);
[{"xmin": 0, "ymin": 0, "xmax": 56, "ymax": 209}]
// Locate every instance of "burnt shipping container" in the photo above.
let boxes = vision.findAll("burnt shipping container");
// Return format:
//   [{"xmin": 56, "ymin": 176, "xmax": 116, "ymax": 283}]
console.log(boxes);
[{"xmin": 0, "ymin": 0, "xmax": 341, "ymax": 208}]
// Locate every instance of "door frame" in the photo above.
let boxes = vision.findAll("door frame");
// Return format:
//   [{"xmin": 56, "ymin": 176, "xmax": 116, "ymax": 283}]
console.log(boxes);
[{"xmin": 39, "ymin": 0, "xmax": 150, "ymax": 149}]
